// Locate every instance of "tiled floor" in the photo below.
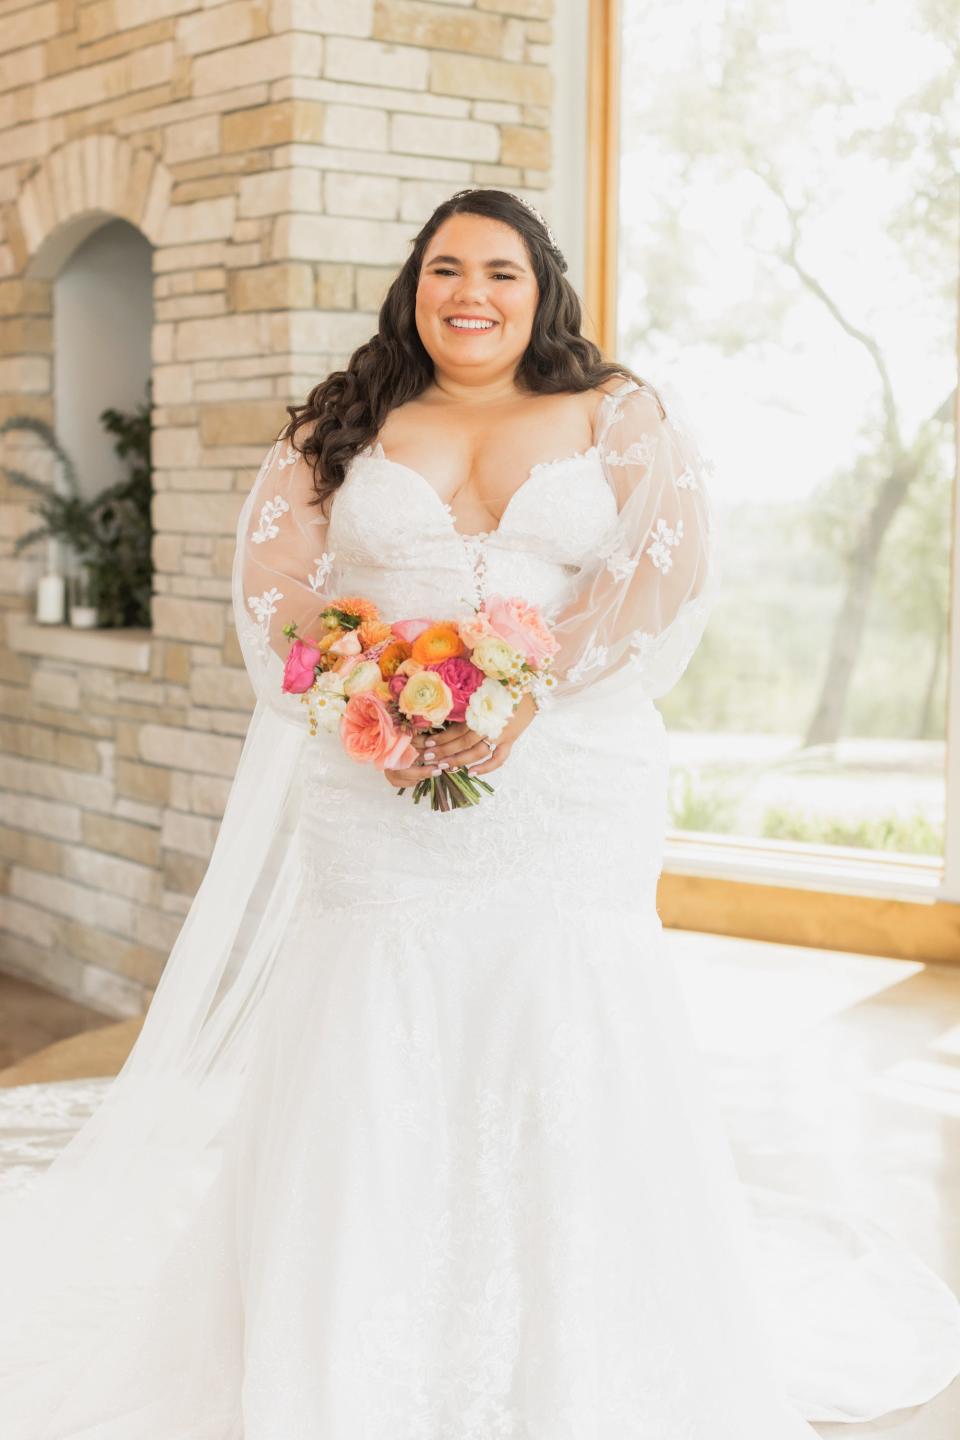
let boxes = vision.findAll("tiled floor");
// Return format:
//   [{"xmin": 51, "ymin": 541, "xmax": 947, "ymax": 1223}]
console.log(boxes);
[{"xmin": 1, "ymin": 931, "xmax": 958, "ymax": 1436}]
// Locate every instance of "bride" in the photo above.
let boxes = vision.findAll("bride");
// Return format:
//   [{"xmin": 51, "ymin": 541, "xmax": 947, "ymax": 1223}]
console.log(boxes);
[{"xmin": 1, "ymin": 186, "xmax": 959, "ymax": 1439}]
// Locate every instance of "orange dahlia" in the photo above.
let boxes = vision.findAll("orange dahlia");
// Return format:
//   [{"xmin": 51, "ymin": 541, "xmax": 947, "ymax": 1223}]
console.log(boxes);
[
  {"xmin": 377, "ymin": 639, "xmax": 413, "ymax": 678},
  {"xmin": 410, "ymin": 622, "xmax": 464, "ymax": 664},
  {"xmin": 358, "ymin": 618, "xmax": 393, "ymax": 648},
  {"xmin": 326, "ymin": 596, "xmax": 380, "ymax": 624}
]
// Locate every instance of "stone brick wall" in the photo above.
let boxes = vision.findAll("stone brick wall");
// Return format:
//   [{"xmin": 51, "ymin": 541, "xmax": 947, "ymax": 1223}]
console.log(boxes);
[{"xmin": 0, "ymin": 0, "xmax": 555, "ymax": 1017}]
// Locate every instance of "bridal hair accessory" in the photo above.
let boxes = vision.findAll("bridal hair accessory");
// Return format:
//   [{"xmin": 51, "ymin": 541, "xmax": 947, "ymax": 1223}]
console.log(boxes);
[
  {"xmin": 280, "ymin": 594, "xmax": 559, "ymax": 811},
  {"xmin": 509, "ymin": 192, "xmax": 568, "ymax": 271},
  {"xmin": 450, "ymin": 186, "xmax": 567, "ymax": 271}
]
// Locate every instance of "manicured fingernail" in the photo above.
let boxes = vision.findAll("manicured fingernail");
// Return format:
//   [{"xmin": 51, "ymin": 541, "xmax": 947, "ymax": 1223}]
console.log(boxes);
[
  {"xmin": 432, "ymin": 767, "xmax": 442, "ymax": 776},
  {"xmin": 438, "ymin": 760, "xmax": 449, "ymax": 769},
  {"xmin": 424, "ymin": 750, "xmax": 435, "ymax": 760}
]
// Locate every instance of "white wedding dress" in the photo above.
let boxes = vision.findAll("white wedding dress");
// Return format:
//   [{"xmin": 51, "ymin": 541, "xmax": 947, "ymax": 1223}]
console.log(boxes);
[{"xmin": 1, "ymin": 378, "xmax": 959, "ymax": 1439}]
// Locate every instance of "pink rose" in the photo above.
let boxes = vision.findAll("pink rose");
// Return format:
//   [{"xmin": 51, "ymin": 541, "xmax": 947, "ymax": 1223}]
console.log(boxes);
[
  {"xmin": 340, "ymin": 692, "xmax": 417, "ymax": 770},
  {"xmin": 484, "ymin": 594, "xmax": 559, "ymax": 667},
  {"xmin": 458, "ymin": 612, "xmax": 498, "ymax": 650},
  {"xmin": 282, "ymin": 637, "xmax": 322, "ymax": 694},
  {"xmin": 425, "ymin": 656, "xmax": 486, "ymax": 723},
  {"xmin": 391, "ymin": 617, "xmax": 432, "ymax": 643}
]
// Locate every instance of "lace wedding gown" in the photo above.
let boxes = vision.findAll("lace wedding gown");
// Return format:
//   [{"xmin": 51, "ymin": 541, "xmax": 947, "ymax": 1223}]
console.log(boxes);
[{"xmin": 1, "ymin": 378, "xmax": 958, "ymax": 1439}]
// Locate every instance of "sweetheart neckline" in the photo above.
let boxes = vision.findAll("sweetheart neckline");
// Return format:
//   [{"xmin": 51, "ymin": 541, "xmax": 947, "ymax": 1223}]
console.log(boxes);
[{"xmin": 356, "ymin": 440, "xmax": 604, "ymax": 541}]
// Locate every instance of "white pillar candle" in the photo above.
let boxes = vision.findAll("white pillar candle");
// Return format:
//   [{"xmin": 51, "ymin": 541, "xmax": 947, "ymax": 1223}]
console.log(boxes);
[
  {"xmin": 36, "ymin": 573, "xmax": 65, "ymax": 624},
  {"xmin": 69, "ymin": 605, "xmax": 99, "ymax": 629}
]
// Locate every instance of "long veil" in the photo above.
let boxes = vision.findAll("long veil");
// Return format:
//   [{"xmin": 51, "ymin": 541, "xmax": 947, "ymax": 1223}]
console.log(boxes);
[{"xmin": 0, "ymin": 458, "xmax": 314, "ymax": 1429}]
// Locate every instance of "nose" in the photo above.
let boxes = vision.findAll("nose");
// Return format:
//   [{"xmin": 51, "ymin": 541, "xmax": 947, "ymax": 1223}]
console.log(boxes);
[{"xmin": 452, "ymin": 272, "xmax": 489, "ymax": 304}]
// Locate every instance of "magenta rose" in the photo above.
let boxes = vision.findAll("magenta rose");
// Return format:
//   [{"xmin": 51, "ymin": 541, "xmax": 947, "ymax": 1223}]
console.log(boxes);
[
  {"xmin": 425, "ymin": 656, "xmax": 486, "ymax": 723},
  {"xmin": 282, "ymin": 636, "xmax": 322, "ymax": 694}
]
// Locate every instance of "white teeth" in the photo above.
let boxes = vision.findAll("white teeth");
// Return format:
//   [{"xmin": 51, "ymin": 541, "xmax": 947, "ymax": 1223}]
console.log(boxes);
[{"xmin": 447, "ymin": 318, "xmax": 495, "ymax": 330}]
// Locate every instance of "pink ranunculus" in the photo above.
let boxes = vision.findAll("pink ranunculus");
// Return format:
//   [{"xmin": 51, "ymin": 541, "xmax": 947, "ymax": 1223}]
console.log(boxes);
[
  {"xmin": 425, "ymin": 656, "xmax": 486, "ymax": 723},
  {"xmin": 388, "ymin": 672, "xmax": 407, "ymax": 701},
  {"xmin": 281, "ymin": 637, "xmax": 322, "ymax": 694},
  {"xmin": 340, "ymin": 692, "xmax": 417, "ymax": 770},
  {"xmin": 484, "ymin": 593, "xmax": 559, "ymax": 667},
  {"xmin": 391, "ymin": 617, "xmax": 432, "ymax": 643}
]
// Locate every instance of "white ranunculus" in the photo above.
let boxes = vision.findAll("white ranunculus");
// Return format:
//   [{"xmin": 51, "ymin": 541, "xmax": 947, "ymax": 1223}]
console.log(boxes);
[
  {"xmin": 313, "ymin": 692, "xmax": 347, "ymax": 733},
  {"xmin": 342, "ymin": 661, "xmax": 381, "ymax": 696},
  {"xmin": 465, "ymin": 677, "xmax": 515, "ymax": 741},
  {"xmin": 471, "ymin": 635, "xmax": 522, "ymax": 681}
]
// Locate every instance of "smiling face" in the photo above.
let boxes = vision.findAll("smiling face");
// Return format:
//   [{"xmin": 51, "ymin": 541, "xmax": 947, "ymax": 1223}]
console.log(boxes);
[{"xmin": 415, "ymin": 212, "xmax": 540, "ymax": 388}]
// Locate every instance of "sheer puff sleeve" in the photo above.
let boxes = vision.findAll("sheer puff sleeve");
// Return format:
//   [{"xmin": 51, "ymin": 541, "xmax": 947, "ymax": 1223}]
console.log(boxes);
[
  {"xmin": 232, "ymin": 426, "xmax": 338, "ymax": 724},
  {"xmin": 546, "ymin": 377, "xmax": 720, "ymax": 704}
]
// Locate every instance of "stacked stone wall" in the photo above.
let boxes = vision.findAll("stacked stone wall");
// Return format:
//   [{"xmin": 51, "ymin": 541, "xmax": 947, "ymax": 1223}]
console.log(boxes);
[{"xmin": 0, "ymin": 0, "xmax": 554, "ymax": 1015}]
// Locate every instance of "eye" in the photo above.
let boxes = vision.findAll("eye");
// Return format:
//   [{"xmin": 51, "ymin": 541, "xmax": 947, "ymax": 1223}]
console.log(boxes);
[{"xmin": 492, "ymin": 273, "xmax": 516, "ymax": 281}]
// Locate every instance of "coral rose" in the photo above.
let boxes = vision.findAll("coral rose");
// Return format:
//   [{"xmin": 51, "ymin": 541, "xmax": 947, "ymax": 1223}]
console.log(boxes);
[
  {"xmin": 282, "ymin": 637, "xmax": 322, "ymax": 694},
  {"xmin": 410, "ymin": 623, "xmax": 464, "ymax": 664},
  {"xmin": 484, "ymin": 594, "xmax": 559, "ymax": 667},
  {"xmin": 340, "ymin": 692, "xmax": 417, "ymax": 769},
  {"xmin": 425, "ymin": 656, "xmax": 486, "ymax": 723}
]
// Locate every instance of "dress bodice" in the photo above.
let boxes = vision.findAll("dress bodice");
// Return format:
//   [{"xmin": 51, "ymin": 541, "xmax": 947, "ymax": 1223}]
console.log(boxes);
[{"xmin": 327, "ymin": 441, "xmax": 619, "ymax": 621}]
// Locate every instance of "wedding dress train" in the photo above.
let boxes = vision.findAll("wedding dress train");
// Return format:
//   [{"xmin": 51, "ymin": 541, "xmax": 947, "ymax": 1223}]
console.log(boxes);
[{"xmin": 0, "ymin": 377, "xmax": 958, "ymax": 1438}]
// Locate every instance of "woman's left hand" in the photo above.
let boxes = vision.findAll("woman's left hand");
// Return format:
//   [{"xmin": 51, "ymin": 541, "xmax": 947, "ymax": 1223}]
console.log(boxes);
[{"xmin": 408, "ymin": 692, "xmax": 538, "ymax": 779}]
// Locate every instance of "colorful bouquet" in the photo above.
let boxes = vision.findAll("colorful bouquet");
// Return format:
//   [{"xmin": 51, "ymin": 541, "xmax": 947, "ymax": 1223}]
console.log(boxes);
[{"xmin": 281, "ymin": 594, "xmax": 558, "ymax": 810}]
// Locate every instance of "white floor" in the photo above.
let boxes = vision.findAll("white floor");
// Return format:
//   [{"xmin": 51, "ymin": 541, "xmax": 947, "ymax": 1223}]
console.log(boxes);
[{"xmin": 667, "ymin": 929, "xmax": 960, "ymax": 1439}]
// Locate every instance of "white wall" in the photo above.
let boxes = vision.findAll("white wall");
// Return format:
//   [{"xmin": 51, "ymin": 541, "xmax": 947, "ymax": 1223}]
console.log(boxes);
[
  {"xmin": 53, "ymin": 218, "xmax": 153, "ymax": 499},
  {"xmin": 549, "ymin": 0, "xmax": 590, "ymax": 304}
]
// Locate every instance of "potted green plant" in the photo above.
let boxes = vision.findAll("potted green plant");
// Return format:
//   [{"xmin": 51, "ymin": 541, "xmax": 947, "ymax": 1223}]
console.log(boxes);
[{"xmin": 1, "ymin": 385, "xmax": 153, "ymax": 629}]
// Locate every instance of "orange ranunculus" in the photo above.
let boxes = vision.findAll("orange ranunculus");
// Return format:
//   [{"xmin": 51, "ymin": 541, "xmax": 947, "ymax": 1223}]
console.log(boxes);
[
  {"xmin": 358, "ymin": 619, "xmax": 393, "ymax": 648},
  {"xmin": 377, "ymin": 639, "xmax": 412, "ymax": 678},
  {"xmin": 410, "ymin": 622, "xmax": 464, "ymax": 665}
]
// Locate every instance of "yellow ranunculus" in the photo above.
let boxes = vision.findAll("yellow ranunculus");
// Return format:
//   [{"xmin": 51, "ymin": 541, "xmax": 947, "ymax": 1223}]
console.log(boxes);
[{"xmin": 397, "ymin": 670, "xmax": 453, "ymax": 726}]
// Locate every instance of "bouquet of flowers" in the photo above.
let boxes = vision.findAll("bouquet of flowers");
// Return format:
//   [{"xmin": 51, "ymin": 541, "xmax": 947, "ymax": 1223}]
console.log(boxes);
[{"xmin": 280, "ymin": 594, "xmax": 559, "ymax": 810}]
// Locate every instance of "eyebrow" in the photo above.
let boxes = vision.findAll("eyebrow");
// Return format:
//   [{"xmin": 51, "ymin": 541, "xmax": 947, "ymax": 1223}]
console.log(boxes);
[{"xmin": 425, "ymin": 254, "xmax": 526, "ymax": 270}]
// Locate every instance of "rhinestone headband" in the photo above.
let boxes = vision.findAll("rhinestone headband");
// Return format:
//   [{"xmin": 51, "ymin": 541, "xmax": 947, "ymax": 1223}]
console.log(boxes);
[
  {"xmin": 448, "ymin": 187, "xmax": 567, "ymax": 273},
  {"xmin": 509, "ymin": 192, "xmax": 567, "ymax": 272}
]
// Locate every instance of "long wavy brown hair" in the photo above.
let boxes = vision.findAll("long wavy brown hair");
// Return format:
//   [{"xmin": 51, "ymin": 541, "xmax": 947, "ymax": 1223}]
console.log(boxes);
[{"xmin": 280, "ymin": 187, "xmax": 661, "ymax": 514}]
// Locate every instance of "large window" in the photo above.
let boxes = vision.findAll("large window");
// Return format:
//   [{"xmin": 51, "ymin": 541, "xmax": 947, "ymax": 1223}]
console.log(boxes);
[{"xmin": 615, "ymin": 0, "xmax": 958, "ymax": 886}]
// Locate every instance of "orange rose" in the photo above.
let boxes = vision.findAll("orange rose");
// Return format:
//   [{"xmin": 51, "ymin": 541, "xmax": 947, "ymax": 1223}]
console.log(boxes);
[
  {"xmin": 410, "ymin": 622, "xmax": 464, "ymax": 665},
  {"xmin": 377, "ymin": 639, "xmax": 412, "ymax": 678}
]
